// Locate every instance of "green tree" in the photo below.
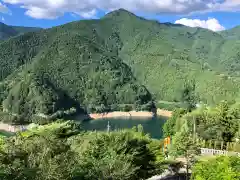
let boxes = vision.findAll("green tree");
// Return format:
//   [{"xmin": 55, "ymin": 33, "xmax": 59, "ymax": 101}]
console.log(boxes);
[
  {"xmin": 173, "ymin": 101, "xmax": 240, "ymax": 145},
  {"xmin": 163, "ymin": 108, "xmax": 187, "ymax": 137},
  {"xmin": 72, "ymin": 129, "xmax": 158, "ymax": 180},
  {"xmin": 169, "ymin": 128, "xmax": 201, "ymax": 180},
  {"xmin": 181, "ymin": 80, "xmax": 198, "ymax": 112},
  {"xmin": 191, "ymin": 156, "xmax": 240, "ymax": 180},
  {"xmin": 0, "ymin": 122, "xmax": 167, "ymax": 180}
]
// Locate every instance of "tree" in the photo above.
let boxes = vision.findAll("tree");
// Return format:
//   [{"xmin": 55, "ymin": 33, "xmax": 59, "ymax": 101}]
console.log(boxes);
[
  {"xmin": 173, "ymin": 101, "xmax": 240, "ymax": 145},
  {"xmin": 181, "ymin": 80, "xmax": 198, "ymax": 112},
  {"xmin": 0, "ymin": 122, "xmax": 168, "ymax": 180},
  {"xmin": 163, "ymin": 108, "xmax": 187, "ymax": 137},
  {"xmin": 191, "ymin": 156, "xmax": 240, "ymax": 180},
  {"xmin": 72, "ymin": 129, "xmax": 158, "ymax": 180},
  {"xmin": 169, "ymin": 127, "xmax": 201, "ymax": 180}
]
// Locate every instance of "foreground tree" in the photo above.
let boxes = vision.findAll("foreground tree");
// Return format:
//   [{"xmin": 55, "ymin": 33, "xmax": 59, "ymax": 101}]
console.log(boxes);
[
  {"xmin": 70, "ymin": 127, "xmax": 160, "ymax": 180},
  {"xmin": 163, "ymin": 108, "xmax": 187, "ymax": 137},
  {"xmin": 0, "ymin": 122, "xmax": 166, "ymax": 180},
  {"xmin": 170, "ymin": 129, "xmax": 201, "ymax": 180},
  {"xmin": 191, "ymin": 156, "xmax": 240, "ymax": 180}
]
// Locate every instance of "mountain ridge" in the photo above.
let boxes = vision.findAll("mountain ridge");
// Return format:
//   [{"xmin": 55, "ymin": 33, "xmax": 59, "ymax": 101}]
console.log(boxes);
[
  {"xmin": 0, "ymin": 22, "xmax": 41, "ymax": 40},
  {"xmin": 1, "ymin": 9, "xmax": 240, "ymax": 124}
]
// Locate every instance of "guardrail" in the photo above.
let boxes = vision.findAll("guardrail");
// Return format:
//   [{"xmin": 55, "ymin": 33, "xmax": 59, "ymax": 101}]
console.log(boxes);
[{"xmin": 201, "ymin": 148, "xmax": 240, "ymax": 156}]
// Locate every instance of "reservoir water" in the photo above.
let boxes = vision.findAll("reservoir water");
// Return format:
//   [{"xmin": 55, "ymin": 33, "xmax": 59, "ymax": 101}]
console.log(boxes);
[{"xmin": 81, "ymin": 116, "xmax": 167, "ymax": 139}]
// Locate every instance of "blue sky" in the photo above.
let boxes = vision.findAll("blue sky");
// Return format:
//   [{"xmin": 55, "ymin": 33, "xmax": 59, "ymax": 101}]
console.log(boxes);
[{"xmin": 1, "ymin": 0, "xmax": 240, "ymax": 31}]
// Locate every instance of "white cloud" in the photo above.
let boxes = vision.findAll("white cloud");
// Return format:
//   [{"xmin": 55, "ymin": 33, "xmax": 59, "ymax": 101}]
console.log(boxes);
[
  {"xmin": 78, "ymin": 9, "xmax": 97, "ymax": 19},
  {"xmin": 24, "ymin": 6, "xmax": 63, "ymax": 19},
  {"xmin": 175, "ymin": 18, "xmax": 225, "ymax": 31},
  {"xmin": 1, "ymin": 16, "xmax": 5, "ymax": 21},
  {"xmin": 2, "ymin": 0, "xmax": 240, "ymax": 19},
  {"xmin": 0, "ymin": 2, "xmax": 10, "ymax": 14}
]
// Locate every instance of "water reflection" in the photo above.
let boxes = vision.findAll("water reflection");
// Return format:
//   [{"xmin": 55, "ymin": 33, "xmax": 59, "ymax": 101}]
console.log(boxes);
[{"xmin": 81, "ymin": 116, "xmax": 167, "ymax": 139}]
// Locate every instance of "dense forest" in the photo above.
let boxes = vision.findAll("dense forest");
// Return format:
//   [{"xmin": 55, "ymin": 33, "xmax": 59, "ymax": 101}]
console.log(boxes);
[
  {"xmin": 0, "ymin": 12, "xmax": 155, "ymax": 124},
  {"xmin": 0, "ymin": 121, "xmax": 166, "ymax": 180},
  {"xmin": 0, "ymin": 22, "xmax": 41, "ymax": 40},
  {"xmin": 0, "ymin": 120, "xmax": 239, "ymax": 180},
  {"xmin": 0, "ymin": 9, "xmax": 240, "ymax": 179},
  {"xmin": 1, "ymin": 9, "xmax": 240, "ymax": 124}
]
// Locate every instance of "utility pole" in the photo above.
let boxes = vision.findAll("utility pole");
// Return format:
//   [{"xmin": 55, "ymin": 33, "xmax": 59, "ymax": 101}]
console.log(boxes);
[
  {"xmin": 193, "ymin": 116, "xmax": 196, "ymax": 143},
  {"xmin": 107, "ymin": 121, "xmax": 110, "ymax": 133}
]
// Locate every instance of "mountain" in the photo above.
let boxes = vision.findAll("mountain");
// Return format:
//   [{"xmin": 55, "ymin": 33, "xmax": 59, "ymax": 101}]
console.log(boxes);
[
  {"xmin": 0, "ymin": 11, "xmax": 153, "ymax": 124},
  {"xmin": 0, "ymin": 22, "xmax": 41, "ymax": 40},
  {"xmin": 220, "ymin": 26, "xmax": 240, "ymax": 40},
  {"xmin": 102, "ymin": 10, "xmax": 240, "ymax": 104},
  {"xmin": 1, "ymin": 9, "xmax": 240, "ymax": 124}
]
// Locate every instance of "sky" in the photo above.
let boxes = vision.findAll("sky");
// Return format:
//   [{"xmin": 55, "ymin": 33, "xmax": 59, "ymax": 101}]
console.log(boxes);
[{"xmin": 1, "ymin": 0, "xmax": 240, "ymax": 32}]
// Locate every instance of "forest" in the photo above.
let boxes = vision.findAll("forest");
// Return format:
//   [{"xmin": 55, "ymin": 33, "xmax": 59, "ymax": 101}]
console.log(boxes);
[
  {"xmin": 1, "ymin": 9, "xmax": 240, "ymax": 124},
  {"xmin": 0, "ymin": 116, "xmax": 238, "ymax": 180},
  {"xmin": 0, "ymin": 8, "xmax": 239, "ymax": 179}
]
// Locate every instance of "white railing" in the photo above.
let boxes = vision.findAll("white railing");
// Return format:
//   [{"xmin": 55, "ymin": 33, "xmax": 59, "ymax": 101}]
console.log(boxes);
[{"xmin": 201, "ymin": 148, "xmax": 240, "ymax": 156}]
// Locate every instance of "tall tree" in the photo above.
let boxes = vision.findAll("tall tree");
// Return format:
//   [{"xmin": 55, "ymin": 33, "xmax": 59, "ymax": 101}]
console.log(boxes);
[{"xmin": 181, "ymin": 80, "xmax": 198, "ymax": 112}]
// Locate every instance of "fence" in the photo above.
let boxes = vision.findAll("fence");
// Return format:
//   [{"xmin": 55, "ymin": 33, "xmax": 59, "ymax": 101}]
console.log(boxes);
[
  {"xmin": 201, "ymin": 148, "xmax": 240, "ymax": 156},
  {"xmin": 0, "ymin": 123, "xmax": 27, "ymax": 133},
  {"xmin": 199, "ymin": 139, "xmax": 240, "ymax": 152}
]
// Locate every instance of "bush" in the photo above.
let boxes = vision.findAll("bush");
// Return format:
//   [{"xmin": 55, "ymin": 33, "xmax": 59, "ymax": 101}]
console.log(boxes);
[
  {"xmin": 0, "ymin": 122, "xmax": 167, "ymax": 180},
  {"xmin": 191, "ymin": 156, "xmax": 240, "ymax": 180},
  {"xmin": 123, "ymin": 104, "xmax": 133, "ymax": 112}
]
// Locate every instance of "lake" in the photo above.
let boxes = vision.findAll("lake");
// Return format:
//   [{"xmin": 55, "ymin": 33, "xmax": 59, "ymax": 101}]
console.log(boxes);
[{"xmin": 81, "ymin": 116, "xmax": 167, "ymax": 139}]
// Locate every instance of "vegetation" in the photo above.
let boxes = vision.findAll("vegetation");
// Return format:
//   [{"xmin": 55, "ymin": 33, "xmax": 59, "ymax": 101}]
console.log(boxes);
[
  {"xmin": 191, "ymin": 156, "xmax": 240, "ymax": 180},
  {"xmin": 1, "ymin": 8, "xmax": 240, "ymax": 180},
  {"xmin": 0, "ymin": 121, "xmax": 167, "ymax": 180},
  {"xmin": 164, "ymin": 101, "xmax": 240, "ymax": 145},
  {"xmin": 0, "ymin": 12, "xmax": 155, "ymax": 124},
  {"xmin": 0, "ymin": 22, "xmax": 41, "ymax": 40},
  {"xmin": 163, "ymin": 108, "xmax": 187, "ymax": 137},
  {"xmin": 164, "ymin": 101, "xmax": 240, "ymax": 179},
  {"xmin": 1, "ymin": 9, "xmax": 240, "ymax": 124}
]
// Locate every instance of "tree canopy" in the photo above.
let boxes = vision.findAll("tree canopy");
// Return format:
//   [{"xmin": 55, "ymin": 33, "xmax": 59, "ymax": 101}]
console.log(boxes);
[
  {"xmin": 0, "ymin": 121, "xmax": 166, "ymax": 180},
  {"xmin": 191, "ymin": 156, "xmax": 240, "ymax": 180}
]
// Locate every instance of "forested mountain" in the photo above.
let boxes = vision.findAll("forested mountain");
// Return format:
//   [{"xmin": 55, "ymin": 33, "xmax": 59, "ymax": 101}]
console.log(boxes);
[
  {"xmin": 0, "ymin": 10, "xmax": 154, "ymax": 124},
  {"xmin": 2, "ymin": 9, "xmax": 240, "ymax": 124},
  {"xmin": 220, "ymin": 26, "xmax": 240, "ymax": 40},
  {"xmin": 0, "ymin": 22, "xmax": 41, "ymax": 40}
]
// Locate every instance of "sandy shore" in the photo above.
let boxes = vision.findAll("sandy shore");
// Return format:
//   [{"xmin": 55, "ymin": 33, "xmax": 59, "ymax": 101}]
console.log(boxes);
[
  {"xmin": 0, "ymin": 109, "xmax": 172, "ymax": 132},
  {"xmin": 89, "ymin": 111, "xmax": 154, "ymax": 119},
  {"xmin": 88, "ymin": 109, "xmax": 172, "ymax": 120},
  {"xmin": 156, "ymin": 109, "xmax": 172, "ymax": 118}
]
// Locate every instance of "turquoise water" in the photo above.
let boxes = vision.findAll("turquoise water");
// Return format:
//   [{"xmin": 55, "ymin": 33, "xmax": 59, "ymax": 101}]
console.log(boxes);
[{"xmin": 81, "ymin": 116, "xmax": 167, "ymax": 139}]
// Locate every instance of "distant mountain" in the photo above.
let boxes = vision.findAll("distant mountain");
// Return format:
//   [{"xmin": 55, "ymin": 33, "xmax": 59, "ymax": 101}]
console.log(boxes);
[
  {"xmin": 220, "ymin": 26, "xmax": 240, "ymax": 40},
  {"xmin": 0, "ymin": 22, "xmax": 41, "ymax": 40},
  {"xmin": 1, "ymin": 9, "xmax": 240, "ymax": 124}
]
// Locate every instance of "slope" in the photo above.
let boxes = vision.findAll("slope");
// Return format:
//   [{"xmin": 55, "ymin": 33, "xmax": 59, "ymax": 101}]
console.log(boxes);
[
  {"xmin": 0, "ymin": 22, "xmax": 41, "ymax": 40},
  {"xmin": 102, "ymin": 9, "xmax": 240, "ymax": 105},
  {"xmin": 1, "ymin": 9, "xmax": 240, "ymax": 124},
  {"xmin": 0, "ymin": 18, "xmax": 153, "ymax": 124},
  {"xmin": 220, "ymin": 26, "xmax": 240, "ymax": 40}
]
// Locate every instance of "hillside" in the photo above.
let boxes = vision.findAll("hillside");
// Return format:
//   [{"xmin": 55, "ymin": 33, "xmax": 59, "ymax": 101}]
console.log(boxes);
[
  {"xmin": 0, "ymin": 14, "xmax": 153, "ymax": 124},
  {"xmin": 106, "ymin": 10, "xmax": 240, "ymax": 104},
  {"xmin": 1, "ymin": 9, "xmax": 240, "ymax": 124},
  {"xmin": 220, "ymin": 26, "xmax": 240, "ymax": 40},
  {"xmin": 0, "ymin": 22, "xmax": 41, "ymax": 40}
]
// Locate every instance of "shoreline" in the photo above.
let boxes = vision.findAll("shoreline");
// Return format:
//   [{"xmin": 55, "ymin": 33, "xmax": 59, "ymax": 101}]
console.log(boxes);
[
  {"xmin": 0, "ymin": 109, "xmax": 172, "ymax": 132},
  {"xmin": 87, "ymin": 108, "xmax": 172, "ymax": 120}
]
